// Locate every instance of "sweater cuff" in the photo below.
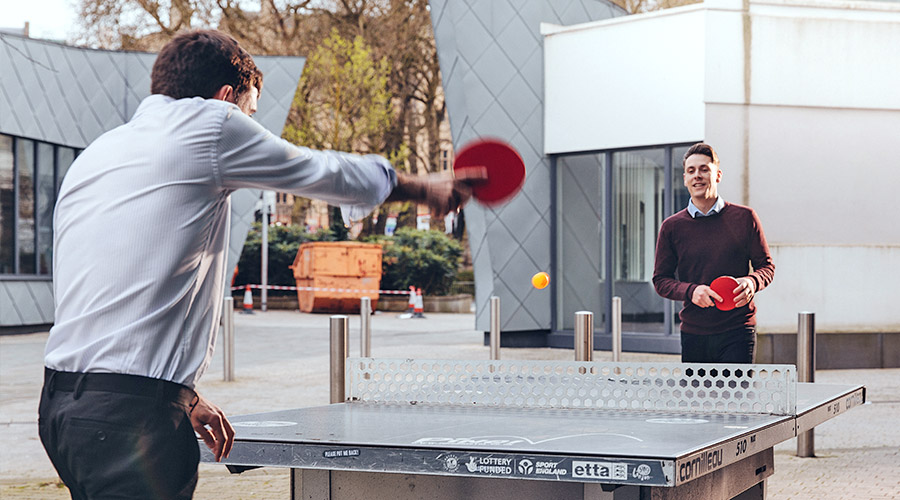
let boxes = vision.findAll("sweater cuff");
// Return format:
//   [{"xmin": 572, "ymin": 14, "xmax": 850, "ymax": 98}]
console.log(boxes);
[{"xmin": 685, "ymin": 284, "xmax": 697, "ymax": 303}]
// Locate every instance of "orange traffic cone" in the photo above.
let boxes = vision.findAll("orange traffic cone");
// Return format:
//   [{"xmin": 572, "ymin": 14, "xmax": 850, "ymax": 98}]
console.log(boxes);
[
  {"xmin": 413, "ymin": 288, "xmax": 425, "ymax": 319},
  {"xmin": 406, "ymin": 286, "xmax": 416, "ymax": 313},
  {"xmin": 242, "ymin": 285, "xmax": 254, "ymax": 314}
]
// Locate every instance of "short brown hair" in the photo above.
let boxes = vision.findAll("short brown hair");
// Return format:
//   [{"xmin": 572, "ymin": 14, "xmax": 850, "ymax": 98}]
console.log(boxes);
[
  {"xmin": 682, "ymin": 143, "xmax": 719, "ymax": 167},
  {"xmin": 151, "ymin": 30, "xmax": 262, "ymax": 100}
]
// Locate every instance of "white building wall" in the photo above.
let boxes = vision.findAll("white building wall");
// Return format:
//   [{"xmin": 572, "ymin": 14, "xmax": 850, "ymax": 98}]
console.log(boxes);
[
  {"xmin": 543, "ymin": 7, "xmax": 706, "ymax": 154},
  {"xmin": 544, "ymin": 0, "xmax": 900, "ymax": 333}
]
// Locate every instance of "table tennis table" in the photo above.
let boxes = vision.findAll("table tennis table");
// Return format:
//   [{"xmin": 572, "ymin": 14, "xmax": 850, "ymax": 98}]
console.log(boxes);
[{"xmin": 202, "ymin": 358, "xmax": 865, "ymax": 500}]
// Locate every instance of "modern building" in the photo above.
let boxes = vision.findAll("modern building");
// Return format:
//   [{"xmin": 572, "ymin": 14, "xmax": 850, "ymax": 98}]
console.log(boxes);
[
  {"xmin": 430, "ymin": 0, "xmax": 900, "ymax": 366},
  {"xmin": 0, "ymin": 32, "xmax": 304, "ymax": 330}
]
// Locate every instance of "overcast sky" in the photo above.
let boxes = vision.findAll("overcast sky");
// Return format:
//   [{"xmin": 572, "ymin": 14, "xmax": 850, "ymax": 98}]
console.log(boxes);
[{"xmin": 2, "ymin": 0, "xmax": 79, "ymax": 41}]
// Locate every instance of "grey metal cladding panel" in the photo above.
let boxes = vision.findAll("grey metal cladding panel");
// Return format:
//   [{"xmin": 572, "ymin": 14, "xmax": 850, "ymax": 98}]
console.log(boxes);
[
  {"xmin": 63, "ymin": 50, "xmax": 108, "ymax": 144},
  {"xmin": 4, "ymin": 281, "xmax": 44, "ymax": 325},
  {"xmin": 520, "ymin": 163, "xmax": 551, "ymax": 210},
  {"xmin": 460, "ymin": 72, "xmax": 493, "ymax": 129},
  {"xmin": 520, "ymin": 106, "xmax": 543, "ymax": 155},
  {"xmin": 454, "ymin": 8, "xmax": 493, "ymax": 66},
  {"xmin": 254, "ymin": 57, "xmax": 305, "ymax": 135},
  {"xmin": 496, "ymin": 14, "xmax": 540, "ymax": 69},
  {"xmin": 122, "ymin": 53, "xmax": 155, "ymax": 118},
  {"xmin": 225, "ymin": 188, "xmax": 262, "ymax": 296},
  {"xmin": 486, "ymin": 219, "xmax": 518, "ymax": 270},
  {"xmin": 472, "ymin": 101, "xmax": 518, "ymax": 141},
  {"xmin": 497, "ymin": 74, "xmax": 540, "ymax": 133},
  {"xmin": 520, "ymin": 46, "xmax": 544, "ymax": 101},
  {"xmin": 430, "ymin": 0, "xmax": 619, "ymax": 331},
  {"xmin": 0, "ymin": 40, "xmax": 16, "ymax": 134},
  {"xmin": 522, "ymin": 220, "xmax": 552, "ymax": 271},
  {"xmin": 27, "ymin": 280, "xmax": 55, "ymax": 323},
  {"xmin": 83, "ymin": 51, "xmax": 129, "ymax": 127},
  {"xmin": 18, "ymin": 41, "xmax": 62, "ymax": 144},
  {"xmin": 521, "ymin": 273, "xmax": 551, "ymax": 326},
  {"xmin": 470, "ymin": 42, "xmax": 516, "ymax": 96},
  {"xmin": 2, "ymin": 37, "xmax": 44, "ymax": 139},
  {"xmin": 492, "ymin": 278, "xmax": 541, "ymax": 331},
  {"xmin": 0, "ymin": 283, "xmax": 22, "ymax": 326},
  {"xmin": 558, "ymin": 0, "xmax": 594, "ymax": 25},
  {"xmin": 43, "ymin": 44, "xmax": 86, "ymax": 147},
  {"xmin": 494, "ymin": 193, "xmax": 542, "ymax": 246},
  {"xmin": 32, "ymin": 45, "xmax": 74, "ymax": 145}
]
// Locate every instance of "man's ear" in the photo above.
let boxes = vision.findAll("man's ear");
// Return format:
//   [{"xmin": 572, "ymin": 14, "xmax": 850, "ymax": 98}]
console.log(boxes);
[
  {"xmin": 715, "ymin": 167, "xmax": 723, "ymax": 183},
  {"xmin": 212, "ymin": 85, "xmax": 234, "ymax": 103}
]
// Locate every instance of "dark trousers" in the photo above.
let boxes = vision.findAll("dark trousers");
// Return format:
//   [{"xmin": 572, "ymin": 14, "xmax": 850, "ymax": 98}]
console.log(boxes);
[
  {"xmin": 680, "ymin": 326, "xmax": 756, "ymax": 364},
  {"xmin": 38, "ymin": 369, "xmax": 200, "ymax": 500}
]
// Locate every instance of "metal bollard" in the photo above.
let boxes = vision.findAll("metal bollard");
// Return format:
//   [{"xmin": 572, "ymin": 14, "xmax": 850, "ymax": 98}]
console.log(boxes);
[
  {"xmin": 574, "ymin": 311, "xmax": 594, "ymax": 362},
  {"xmin": 261, "ymin": 212, "xmax": 268, "ymax": 312},
  {"xmin": 360, "ymin": 297, "xmax": 372, "ymax": 357},
  {"xmin": 611, "ymin": 297, "xmax": 622, "ymax": 362},
  {"xmin": 330, "ymin": 315, "xmax": 349, "ymax": 404},
  {"xmin": 797, "ymin": 312, "xmax": 816, "ymax": 457},
  {"xmin": 490, "ymin": 296, "xmax": 500, "ymax": 360},
  {"xmin": 223, "ymin": 296, "xmax": 235, "ymax": 382}
]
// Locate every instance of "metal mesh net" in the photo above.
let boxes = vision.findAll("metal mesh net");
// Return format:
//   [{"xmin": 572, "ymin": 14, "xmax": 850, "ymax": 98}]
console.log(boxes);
[{"xmin": 346, "ymin": 358, "xmax": 797, "ymax": 415}]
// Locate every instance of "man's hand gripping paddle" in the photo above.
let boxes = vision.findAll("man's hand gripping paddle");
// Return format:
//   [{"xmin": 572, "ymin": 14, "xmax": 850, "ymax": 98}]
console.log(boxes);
[
  {"xmin": 710, "ymin": 276, "xmax": 740, "ymax": 311},
  {"xmin": 453, "ymin": 139, "xmax": 526, "ymax": 207}
]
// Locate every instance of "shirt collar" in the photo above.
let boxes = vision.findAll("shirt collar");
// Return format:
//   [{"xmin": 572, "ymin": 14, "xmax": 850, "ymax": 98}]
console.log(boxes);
[{"xmin": 687, "ymin": 197, "xmax": 725, "ymax": 218}]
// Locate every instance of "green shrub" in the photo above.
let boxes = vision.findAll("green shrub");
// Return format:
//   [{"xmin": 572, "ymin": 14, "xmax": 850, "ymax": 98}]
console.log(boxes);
[
  {"xmin": 234, "ymin": 223, "xmax": 335, "ymax": 294},
  {"xmin": 365, "ymin": 228, "xmax": 462, "ymax": 296},
  {"xmin": 236, "ymin": 225, "xmax": 463, "ymax": 297}
]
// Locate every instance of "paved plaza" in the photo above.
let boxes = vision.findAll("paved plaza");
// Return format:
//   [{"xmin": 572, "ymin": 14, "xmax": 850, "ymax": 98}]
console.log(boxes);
[{"xmin": 2, "ymin": 310, "xmax": 897, "ymax": 499}]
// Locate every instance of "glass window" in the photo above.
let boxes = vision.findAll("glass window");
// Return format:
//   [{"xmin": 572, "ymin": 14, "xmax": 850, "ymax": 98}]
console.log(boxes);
[
  {"xmin": 611, "ymin": 148, "xmax": 666, "ymax": 332},
  {"xmin": 56, "ymin": 147, "xmax": 76, "ymax": 195},
  {"xmin": 17, "ymin": 139, "xmax": 36, "ymax": 274},
  {"xmin": 613, "ymin": 149, "xmax": 664, "ymax": 282},
  {"xmin": 37, "ymin": 143, "xmax": 55, "ymax": 274},
  {"xmin": 672, "ymin": 145, "xmax": 691, "ymax": 213},
  {"xmin": 557, "ymin": 153, "xmax": 606, "ymax": 331},
  {"xmin": 555, "ymin": 142, "xmax": 700, "ymax": 346},
  {"xmin": 0, "ymin": 136, "xmax": 13, "ymax": 274}
]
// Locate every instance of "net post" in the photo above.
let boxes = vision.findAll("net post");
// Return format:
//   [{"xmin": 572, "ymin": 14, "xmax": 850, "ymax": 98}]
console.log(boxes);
[
  {"xmin": 797, "ymin": 311, "xmax": 816, "ymax": 457},
  {"xmin": 222, "ymin": 296, "xmax": 235, "ymax": 382},
  {"xmin": 490, "ymin": 296, "xmax": 501, "ymax": 360},
  {"xmin": 360, "ymin": 297, "xmax": 372, "ymax": 357},
  {"xmin": 574, "ymin": 311, "xmax": 593, "ymax": 361},
  {"xmin": 612, "ymin": 297, "xmax": 622, "ymax": 362},
  {"xmin": 330, "ymin": 315, "xmax": 349, "ymax": 404}
]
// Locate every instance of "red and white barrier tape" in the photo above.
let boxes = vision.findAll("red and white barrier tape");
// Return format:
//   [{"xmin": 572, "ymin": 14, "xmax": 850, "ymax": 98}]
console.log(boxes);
[{"xmin": 232, "ymin": 284, "xmax": 412, "ymax": 295}]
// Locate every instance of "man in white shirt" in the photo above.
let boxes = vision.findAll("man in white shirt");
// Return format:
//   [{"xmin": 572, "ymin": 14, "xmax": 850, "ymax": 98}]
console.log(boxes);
[{"xmin": 39, "ymin": 29, "xmax": 476, "ymax": 500}]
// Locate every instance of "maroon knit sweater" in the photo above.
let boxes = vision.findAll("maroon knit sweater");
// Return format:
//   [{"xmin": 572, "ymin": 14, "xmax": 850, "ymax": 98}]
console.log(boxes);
[{"xmin": 653, "ymin": 202, "xmax": 775, "ymax": 335}]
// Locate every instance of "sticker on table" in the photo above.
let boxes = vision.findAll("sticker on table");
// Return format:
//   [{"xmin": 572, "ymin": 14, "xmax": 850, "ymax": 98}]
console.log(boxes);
[
  {"xmin": 232, "ymin": 421, "xmax": 297, "ymax": 427},
  {"xmin": 645, "ymin": 418, "xmax": 709, "ymax": 424}
]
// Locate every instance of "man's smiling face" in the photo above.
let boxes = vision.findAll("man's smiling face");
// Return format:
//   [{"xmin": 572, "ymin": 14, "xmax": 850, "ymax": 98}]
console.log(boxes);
[{"xmin": 683, "ymin": 153, "xmax": 721, "ymax": 202}]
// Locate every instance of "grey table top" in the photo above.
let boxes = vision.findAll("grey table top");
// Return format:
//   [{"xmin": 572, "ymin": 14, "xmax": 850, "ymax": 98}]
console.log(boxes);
[{"xmin": 207, "ymin": 382, "xmax": 864, "ymax": 486}]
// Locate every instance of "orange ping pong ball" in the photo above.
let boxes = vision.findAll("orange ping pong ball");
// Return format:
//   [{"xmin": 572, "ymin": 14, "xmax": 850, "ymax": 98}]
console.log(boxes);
[{"xmin": 531, "ymin": 272, "xmax": 550, "ymax": 289}]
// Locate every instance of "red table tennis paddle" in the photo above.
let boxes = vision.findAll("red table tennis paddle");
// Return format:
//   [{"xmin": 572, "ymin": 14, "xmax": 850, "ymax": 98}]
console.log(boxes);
[
  {"xmin": 710, "ymin": 276, "xmax": 740, "ymax": 311},
  {"xmin": 453, "ymin": 139, "xmax": 525, "ymax": 206}
]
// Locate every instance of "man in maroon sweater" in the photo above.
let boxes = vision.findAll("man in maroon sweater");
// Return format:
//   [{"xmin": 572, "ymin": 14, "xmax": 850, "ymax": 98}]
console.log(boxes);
[{"xmin": 653, "ymin": 143, "xmax": 775, "ymax": 363}]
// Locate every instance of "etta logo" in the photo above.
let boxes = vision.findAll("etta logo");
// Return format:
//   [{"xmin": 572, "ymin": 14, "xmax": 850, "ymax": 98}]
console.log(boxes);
[{"xmin": 571, "ymin": 461, "xmax": 628, "ymax": 481}]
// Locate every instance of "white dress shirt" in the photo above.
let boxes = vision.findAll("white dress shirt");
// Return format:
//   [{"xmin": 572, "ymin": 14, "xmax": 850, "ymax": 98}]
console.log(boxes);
[
  {"xmin": 45, "ymin": 94, "xmax": 396, "ymax": 387},
  {"xmin": 687, "ymin": 197, "xmax": 725, "ymax": 218}
]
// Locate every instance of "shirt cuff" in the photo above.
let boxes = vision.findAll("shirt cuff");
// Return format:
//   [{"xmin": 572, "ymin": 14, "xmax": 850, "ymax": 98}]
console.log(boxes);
[{"xmin": 340, "ymin": 155, "xmax": 397, "ymax": 225}]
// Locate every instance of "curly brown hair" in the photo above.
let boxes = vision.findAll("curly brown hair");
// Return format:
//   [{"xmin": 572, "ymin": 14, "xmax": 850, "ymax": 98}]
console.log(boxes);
[{"xmin": 150, "ymin": 29, "xmax": 263, "ymax": 100}]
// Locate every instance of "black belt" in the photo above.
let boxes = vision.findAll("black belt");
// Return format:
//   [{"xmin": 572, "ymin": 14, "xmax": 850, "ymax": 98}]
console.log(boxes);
[{"xmin": 44, "ymin": 368, "xmax": 196, "ymax": 408}]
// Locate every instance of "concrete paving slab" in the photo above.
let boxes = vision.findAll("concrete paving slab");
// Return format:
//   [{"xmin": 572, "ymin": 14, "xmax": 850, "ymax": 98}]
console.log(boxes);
[{"xmin": 1, "ymin": 310, "xmax": 897, "ymax": 499}]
